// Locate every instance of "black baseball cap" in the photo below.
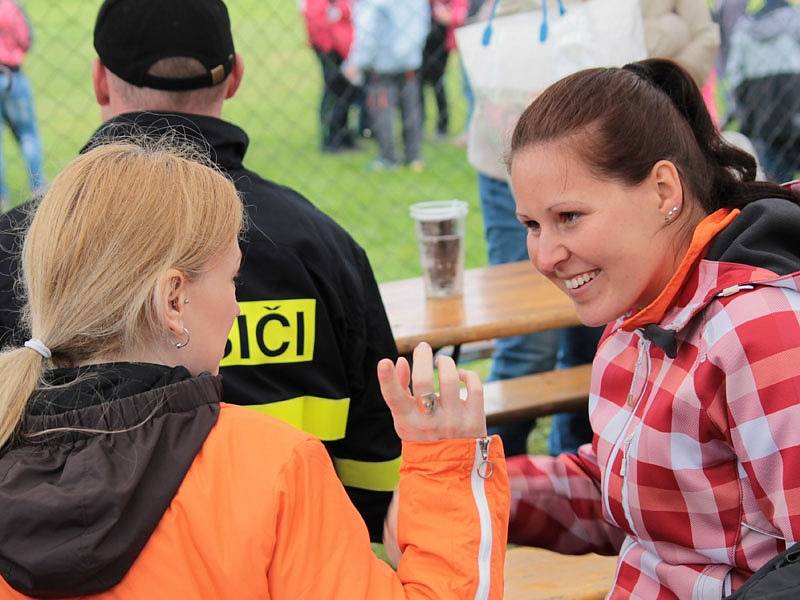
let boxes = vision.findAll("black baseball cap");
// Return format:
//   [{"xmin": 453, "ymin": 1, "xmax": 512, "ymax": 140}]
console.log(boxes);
[{"xmin": 94, "ymin": 0, "xmax": 236, "ymax": 91}]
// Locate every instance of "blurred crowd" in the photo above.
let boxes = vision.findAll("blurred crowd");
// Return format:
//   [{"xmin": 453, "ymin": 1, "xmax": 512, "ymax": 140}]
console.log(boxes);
[{"xmin": 298, "ymin": 0, "xmax": 799, "ymax": 182}]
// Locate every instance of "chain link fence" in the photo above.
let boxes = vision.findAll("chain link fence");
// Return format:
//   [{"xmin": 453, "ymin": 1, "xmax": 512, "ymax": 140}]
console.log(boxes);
[
  {"xmin": 3, "ymin": 0, "xmax": 484, "ymax": 284},
  {"xmin": 2, "ymin": 1, "xmax": 799, "ymax": 283}
]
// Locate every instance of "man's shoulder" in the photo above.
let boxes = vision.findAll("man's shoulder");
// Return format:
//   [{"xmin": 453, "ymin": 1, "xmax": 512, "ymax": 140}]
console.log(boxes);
[
  {"xmin": 0, "ymin": 204, "xmax": 31, "ymax": 249},
  {"xmin": 231, "ymin": 166, "xmax": 365, "ymax": 257}
]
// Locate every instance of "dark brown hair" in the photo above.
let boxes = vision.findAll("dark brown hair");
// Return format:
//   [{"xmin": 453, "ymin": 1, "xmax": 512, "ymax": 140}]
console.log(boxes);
[{"xmin": 509, "ymin": 59, "xmax": 799, "ymax": 213}]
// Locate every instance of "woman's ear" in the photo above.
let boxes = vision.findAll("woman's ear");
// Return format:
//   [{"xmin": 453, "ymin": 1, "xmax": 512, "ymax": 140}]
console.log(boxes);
[
  {"xmin": 651, "ymin": 159, "xmax": 684, "ymax": 218},
  {"xmin": 157, "ymin": 269, "xmax": 189, "ymax": 337}
]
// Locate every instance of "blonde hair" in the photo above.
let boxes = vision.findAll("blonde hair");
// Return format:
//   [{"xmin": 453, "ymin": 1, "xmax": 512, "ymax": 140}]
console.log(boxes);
[{"xmin": 0, "ymin": 140, "xmax": 243, "ymax": 448}]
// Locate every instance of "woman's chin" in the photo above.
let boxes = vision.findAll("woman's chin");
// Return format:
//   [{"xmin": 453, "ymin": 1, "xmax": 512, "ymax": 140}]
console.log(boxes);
[{"xmin": 574, "ymin": 306, "xmax": 618, "ymax": 329}]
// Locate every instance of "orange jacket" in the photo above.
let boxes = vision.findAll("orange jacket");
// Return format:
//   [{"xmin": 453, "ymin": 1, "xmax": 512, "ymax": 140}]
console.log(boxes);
[{"xmin": 1, "ymin": 402, "xmax": 508, "ymax": 599}]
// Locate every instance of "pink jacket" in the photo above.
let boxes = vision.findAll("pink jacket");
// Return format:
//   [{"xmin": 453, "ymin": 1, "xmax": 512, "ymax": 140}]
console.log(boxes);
[
  {"xmin": 0, "ymin": 0, "xmax": 29, "ymax": 68},
  {"xmin": 509, "ymin": 201, "xmax": 800, "ymax": 598},
  {"xmin": 432, "ymin": 0, "xmax": 469, "ymax": 51},
  {"xmin": 302, "ymin": 0, "xmax": 353, "ymax": 59}
]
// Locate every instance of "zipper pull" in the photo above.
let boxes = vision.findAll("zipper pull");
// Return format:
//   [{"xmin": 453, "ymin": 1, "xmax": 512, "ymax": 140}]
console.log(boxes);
[
  {"xmin": 717, "ymin": 284, "xmax": 755, "ymax": 298},
  {"xmin": 477, "ymin": 436, "xmax": 494, "ymax": 479},
  {"xmin": 620, "ymin": 434, "xmax": 634, "ymax": 477}
]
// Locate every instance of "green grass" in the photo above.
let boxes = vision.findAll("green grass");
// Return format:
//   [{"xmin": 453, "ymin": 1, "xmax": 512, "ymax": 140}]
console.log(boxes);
[{"xmin": 9, "ymin": 0, "xmax": 485, "ymax": 283}]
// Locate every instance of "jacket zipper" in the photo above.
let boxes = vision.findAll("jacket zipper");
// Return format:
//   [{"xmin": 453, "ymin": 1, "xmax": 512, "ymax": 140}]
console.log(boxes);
[
  {"xmin": 471, "ymin": 436, "xmax": 493, "ymax": 600},
  {"xmin": 602, "ymin": 336, "xmax": 650, "ymax": 528},
  {"xmin": 619, "ymin": 426, "xmax": 642, "ymax": 534},
  {"xmin": 620, "ymin": 433, "xmax": 635, "ymax": 478}
]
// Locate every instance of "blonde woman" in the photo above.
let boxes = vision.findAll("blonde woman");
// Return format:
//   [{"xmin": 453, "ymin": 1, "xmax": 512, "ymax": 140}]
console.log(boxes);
[{"xmin": 0, "ymin": 141, "xmax": 508, "ymax": 599}]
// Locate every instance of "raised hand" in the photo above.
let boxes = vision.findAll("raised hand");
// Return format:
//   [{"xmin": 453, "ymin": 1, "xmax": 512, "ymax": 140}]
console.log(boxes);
[{"xmin": 377, "ymin": 342, "xmax": 487, "ymax": 442}]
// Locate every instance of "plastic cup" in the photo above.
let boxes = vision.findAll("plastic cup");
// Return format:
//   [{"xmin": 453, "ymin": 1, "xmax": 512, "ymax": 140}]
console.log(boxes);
[{"xmin": 409, "ymin": 200, "xmax": 469, "ymax": 298}]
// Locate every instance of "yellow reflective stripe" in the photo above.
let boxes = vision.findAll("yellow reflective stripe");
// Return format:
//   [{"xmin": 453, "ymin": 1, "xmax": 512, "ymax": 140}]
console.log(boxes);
[
  {"xmin": 333, "ymin": 456, "xmax": 401, "ymax": 492},
  {"xmin": 246, "ymin": 396, "xmax": 350, "ymax": 441}
]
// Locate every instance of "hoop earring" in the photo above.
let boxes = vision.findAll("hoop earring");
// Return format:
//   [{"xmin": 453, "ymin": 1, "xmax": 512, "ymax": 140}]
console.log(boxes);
[
  {"xmin": 664, "ymin": 206, "xmax": 680, "ymax": 222},
  {"xmin": 175, "ymin": 327, "xmax": 190, "ymax": 349}
]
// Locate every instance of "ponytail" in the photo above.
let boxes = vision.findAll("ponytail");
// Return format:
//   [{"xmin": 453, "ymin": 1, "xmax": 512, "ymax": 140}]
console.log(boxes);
[
  {"xmin": 623, "ymin": 59, "xmax": 799, "ymax": 212},
  {"xmin": 0, "ymin": 347, "xmax": 45, "ymax": 448}
]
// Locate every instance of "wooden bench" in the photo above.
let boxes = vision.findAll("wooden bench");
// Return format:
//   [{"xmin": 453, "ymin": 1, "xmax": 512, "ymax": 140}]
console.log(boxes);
[
  {"xmin": 504, "ymin": 546, "xmax": 617, "ymax": 599},
  {"xmin": 484, "ymin": 364, "xmax": 592, "ymax": 427}
]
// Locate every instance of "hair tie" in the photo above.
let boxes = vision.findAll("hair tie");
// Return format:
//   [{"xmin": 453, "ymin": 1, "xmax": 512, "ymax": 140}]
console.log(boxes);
[{"xmin": 24, "ymin": 338, "xmax": 51, "ymax": 359}]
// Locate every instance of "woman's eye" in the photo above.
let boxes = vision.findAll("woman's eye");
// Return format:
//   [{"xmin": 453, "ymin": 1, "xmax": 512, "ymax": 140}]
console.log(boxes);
[
  {"xmin": 560, "ymin": 212, "xmax": 580, "ymax": 224},
  {"xmin": 524, "ymin": 220, "xmax": 540, "ymax": 233}
]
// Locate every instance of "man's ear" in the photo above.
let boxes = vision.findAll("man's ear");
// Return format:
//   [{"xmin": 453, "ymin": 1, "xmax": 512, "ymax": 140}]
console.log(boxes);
[
  {"xmin": 157, "ymin": 269, "xmax": 189, "ymax": 337},
  {"xmin": 224, "ymin": 53, "xmax": 245, "ymax": 100},
  {"xmin": 92, "ymin": 59, "xmax": 111, "ymax": 107},
  {"xmin": 650, "ymin": 159, "xmax": 684, "ymax": 217}
]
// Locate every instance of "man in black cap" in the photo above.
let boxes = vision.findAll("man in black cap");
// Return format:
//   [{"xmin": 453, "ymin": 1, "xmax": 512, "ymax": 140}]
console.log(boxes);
[{"xmin": 0, "ymin": 0, "xmax": 401, "ymax": 544}]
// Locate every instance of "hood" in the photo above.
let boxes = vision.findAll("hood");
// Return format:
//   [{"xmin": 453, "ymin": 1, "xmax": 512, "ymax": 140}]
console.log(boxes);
[
  {"xmin": 744, "ymin": 5, "xmax": 800, "ymax": 42},
  {"xmin": 0, "ymin": 363, "xmax": 221, "ymax": 598},
  {"xmin": 705, "ymin": 196, "xmax": 800, "ymax": 273},
  {"xmin": 618, "ymin": 198, "xmax": 800, "ymax": 356}
]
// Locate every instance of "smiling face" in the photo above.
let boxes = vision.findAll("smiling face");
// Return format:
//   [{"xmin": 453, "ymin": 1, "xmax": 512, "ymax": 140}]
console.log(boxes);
[{"xmin": 510, "ymin": 141, "xmax": 689, "ymax": 327}]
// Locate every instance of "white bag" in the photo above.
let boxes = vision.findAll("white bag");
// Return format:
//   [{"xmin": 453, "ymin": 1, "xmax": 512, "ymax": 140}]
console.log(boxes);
[
  {"xmin": 456, "ymin": 0, "xmax": 647, "ymax": 103},
  {"xmin": 456, "ymin": 0, "xmax": 647, "ymax": 178}
]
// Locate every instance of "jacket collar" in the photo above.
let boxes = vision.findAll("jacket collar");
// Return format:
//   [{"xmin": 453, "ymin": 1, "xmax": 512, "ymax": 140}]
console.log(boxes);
[{"xmin": 83, "ymin": 111, "xmax": 249, "ymax": 172}]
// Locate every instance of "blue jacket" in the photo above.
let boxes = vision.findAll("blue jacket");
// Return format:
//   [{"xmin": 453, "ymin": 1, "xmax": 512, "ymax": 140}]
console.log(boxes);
[{"xmin": 349, "ymin": 0, "xmax": 430, "ymax": 74}]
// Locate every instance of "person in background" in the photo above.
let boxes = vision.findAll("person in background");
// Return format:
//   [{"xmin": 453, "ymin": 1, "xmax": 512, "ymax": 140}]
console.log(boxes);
[
  {"xmin": 726, "ymin": 0, "xmax": 800, "ymax": 182},
  {"xmin": 507, "ymin": 57, "xmax": 800, "ymax": 598},
  {"xmin": 301, "ymin": 0, "xmax": 360, "ymax": 153},
  {"xmin": 0, "ymin": 140, "xmax": 509, "ymax": 599},
  {"xmin": 453, "ymin": 0, "xmax": 486, "ymax": 148},
  {"xmin": 0, "ymin": 0, "xmax": 43, "ymax": 212},
  {"xmin": 714, "ymin": 0, "xmax": 748, "ymax": 76},
  {"xmin": 344, "ymin": 0, "xmax": 430, "ymax": 171},
  {"xmin": 419, "ymin": 0, "xmax": 468, "ymax": 140},
  {"xmin": 0, "ymin": 0, "xmax": 403, "ymax": 546},
  {"xmin": 467, "ymin": 0, "xmax": 719, "ymax": 458}
]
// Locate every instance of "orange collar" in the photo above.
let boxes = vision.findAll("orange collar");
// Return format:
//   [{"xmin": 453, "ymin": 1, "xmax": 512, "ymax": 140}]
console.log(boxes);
[{"xmin": 620, "ymin": 208, "xmax": 740, "ymax": 331}]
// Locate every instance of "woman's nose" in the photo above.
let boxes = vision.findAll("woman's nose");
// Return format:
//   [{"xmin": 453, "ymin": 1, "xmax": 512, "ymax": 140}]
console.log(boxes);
[{"xmin": 529, "ymin": 231, "xmax": 569, "ymax": 274}]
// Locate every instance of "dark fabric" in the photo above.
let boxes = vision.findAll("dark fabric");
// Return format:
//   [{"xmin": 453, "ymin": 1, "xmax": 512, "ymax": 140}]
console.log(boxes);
[
  {"xmin": 314, "ymin": 47, "xmax": 357, "ymax": 150},
  {"xmin": 420, "ymin": 21, "xmax": 450, "ymax": 134},
  {"xmin": 0, "ymin": 111, "xmax": 401, "ymax": 541},
  {"xmin": 705, "ymin": 198, "xmax": 800, "ymax": 275},
  {"xmin": 93, "ymin": 0, "xmax": 235, "ymax": 91},
  {"xmin": 641, "ymin": 325, "xmax": 678, "ymax": 359},
  {"xmin": 0, "ymin": 363, "xmax": 221, "ymax": 598},
  {"xmin": 725, "ymin": 542, "xmax": 800, "ymax": 599}
]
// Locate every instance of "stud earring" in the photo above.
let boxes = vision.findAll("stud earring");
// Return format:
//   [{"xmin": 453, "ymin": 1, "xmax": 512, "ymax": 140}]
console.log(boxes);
[{"xmin": 664, "ymin": 206, "xmax": 680, "ymax": 222}]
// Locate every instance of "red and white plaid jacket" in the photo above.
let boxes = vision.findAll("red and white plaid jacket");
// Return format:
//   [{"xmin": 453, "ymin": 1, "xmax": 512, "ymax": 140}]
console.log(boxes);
[{"xmin": 508, "ymin": 200, "xmax": 800, "ymax": 599}]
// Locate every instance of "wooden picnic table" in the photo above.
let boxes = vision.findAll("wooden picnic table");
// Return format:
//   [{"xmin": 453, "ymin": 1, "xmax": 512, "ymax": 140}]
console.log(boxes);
[
  {"xmin": 379, "ymin": 261, "xmax": 580, "ymax": 355},
  {"xmin": 504, "ymin": 546, "xmax": 617, "ymax": 599}
]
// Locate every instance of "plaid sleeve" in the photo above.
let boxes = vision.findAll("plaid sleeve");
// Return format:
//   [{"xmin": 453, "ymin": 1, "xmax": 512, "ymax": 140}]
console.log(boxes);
[
  {"xmin": 508, "ymin": 443, "xmax": 625, "ymax": 555},
  {"xmin": 705, "ymin": 286, "xmax": 800, "ymax": 542}
]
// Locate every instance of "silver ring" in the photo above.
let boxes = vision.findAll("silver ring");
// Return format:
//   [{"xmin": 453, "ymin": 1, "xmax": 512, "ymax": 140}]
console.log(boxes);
[{"xmin": 419, "ymin": 392, "xmax": 438, "ymax": 416}]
